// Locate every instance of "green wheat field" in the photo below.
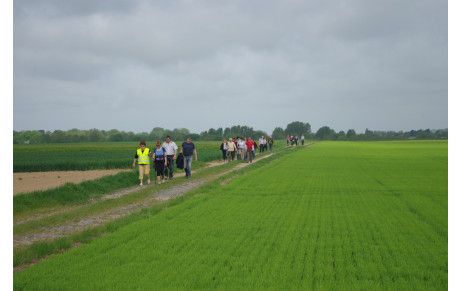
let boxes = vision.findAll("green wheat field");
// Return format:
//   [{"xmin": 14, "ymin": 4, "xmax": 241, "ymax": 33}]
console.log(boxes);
[{"xmin": 13, "ymin": 141, "xmax": 447, "ymax": 290}]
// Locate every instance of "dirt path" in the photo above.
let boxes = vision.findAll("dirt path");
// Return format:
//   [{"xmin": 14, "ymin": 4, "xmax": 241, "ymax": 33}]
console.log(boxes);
[
  {"xmin": 13, "ymin": 169, "xmax": 132, "ymax": 195},
  {"xmin": 14, "ymin": 153, "xmax": 277, "ymax": 248}
]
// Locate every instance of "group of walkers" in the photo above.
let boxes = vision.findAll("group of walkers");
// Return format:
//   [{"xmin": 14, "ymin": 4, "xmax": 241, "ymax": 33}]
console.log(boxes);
[
  {"xmin": 132, "ymin": 136, "xmax": 197, "ymax": 186},
  {"xmin": 219, "ymin": 136, "xmax": 274, "ymax": 163},
  {"xmin": 133, "ymin": 134, "xmax": 306, "ymax": 186},
  {"xmin": 286, "ymin": 134, "xmax": 305, "ymax": 146}
]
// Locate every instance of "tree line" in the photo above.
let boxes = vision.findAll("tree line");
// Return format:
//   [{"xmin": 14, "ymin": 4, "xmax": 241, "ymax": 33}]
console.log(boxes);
[{"xmin": 13, "ymin": 121, "xmax": 448, "ymax": 144}]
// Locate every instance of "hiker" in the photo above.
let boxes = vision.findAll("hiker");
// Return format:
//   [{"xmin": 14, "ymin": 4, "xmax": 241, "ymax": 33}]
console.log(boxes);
[
  {"xmin": 295, "ymin": 135, "xmax": 299, "ymax": 146},
  {"xmin": 220, "ymin": 139, "xmax": 228, "ymax": 162},
  {"xmin": 259, "ymin": 136, "xmax": 265, "ymax": 153},
  {"xmin": 226, "ymin": 138, "xmax": 237, "ymax": 161},
  {"xmin": 246, "ymin": 137, "xmax": 255, "ymax": 163},
  {"xmin": 268, "ymin": 136, "xmax": 274, "ymax": 152},
  {"xmin": 286, "ymin": 135, "xmax": 290, "ymax": 146},
  {"xmin": 180, "ymin": 137, "xmax": 198, "ymax": 179},
  {"xmin": 301, "ymin": 134, "xmax": 305, "ymax": 146},
  {"xmin": 163, "ymin": 135, "xmax": 178, "ymax": 180},
  {"xmin": 132, "ymin": 141, "xmax": 152, "ymax": 186},
  {"xmin": 237, "ymin": 137, "xmax": 246, "ymax": 160},
  {"xmin": 152, "ymin": 140, "xmax": 167, "ymax": 184}
]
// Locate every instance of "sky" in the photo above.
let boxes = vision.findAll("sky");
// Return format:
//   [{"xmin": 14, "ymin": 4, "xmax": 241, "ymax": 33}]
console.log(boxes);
[{"xmin": 12, "ymin": 0, "xmax": 448, "ymax": 134}]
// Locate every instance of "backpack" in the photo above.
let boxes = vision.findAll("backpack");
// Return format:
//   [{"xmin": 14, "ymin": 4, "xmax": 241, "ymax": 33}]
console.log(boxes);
[{"xmin": 176, "ymin": 153, "xmax": 184, "ymax": 169}]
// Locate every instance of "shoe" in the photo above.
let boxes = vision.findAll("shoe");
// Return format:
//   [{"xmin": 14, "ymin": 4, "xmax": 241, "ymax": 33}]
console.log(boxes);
[
  {"xmin": 169, "ymin": 177, "xmax": 173, "ymax": 180},
  {"xmin": 140, "ymin": 182, "xmax": 143, "ymax": 186},
  {"xmin": 147, "ymin": 179, "xmax": 150, "ymax": 184},
  {"xmin": 162, "ymin": 179, "xmax": 165, "ymax": 184}
]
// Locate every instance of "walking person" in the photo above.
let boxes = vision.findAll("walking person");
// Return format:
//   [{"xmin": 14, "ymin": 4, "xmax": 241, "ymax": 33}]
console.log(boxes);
[
  {"xmin": 220, "ymin": 139, "xmax": 228, "ymax": 162},
  {"xmin": 132, "ymin": 141, "xmax": 152, "ymax": 186},
  {"xmin": 180, "ymin": 137, "xmax": 198, "ymax": 179},
  {"xmin": 263, "ymin": 137, "xmax": 268, "ymax": 152},
  {"xmin": 268, "ymin": 136, "xmax": 274, "ymax": 152},
  {"xmin": 243, "ymin": 137, "xmax": 248, "ymax": 160},
  {"xmin": 237, "ymin": 138, "xmax": 245, "ymax": 160},
  {"xmin": 235, "ymin": 137, "xmax": 241, "ymax": 160},
  {"xmin": 162, "ymin": 135, "xmax": 178, "ymax": 180},
  {"xmin": 246, "ymin": 137, "xmax": 255, "ymax": 163},
  {"xmin": 286, "ymin": 135, "xmax": 290, "ymax": 146},
  {"xmin": 253, "ymin": 140, "xmax": 258, "ymax": 159},
  {"xmin": 259, "ymin": 136, "xmax": 264, "ymax": 153},
  {"xmin": 152, "ymin": 140, "xmax": 167, "ymax": 184},
  {"xmin": 301, "ymin": 134, "xmax": 305, "ymax": 146},
  {"xmin": 226, "ymin": 138, "xmax": 237, "ymax": 161}
]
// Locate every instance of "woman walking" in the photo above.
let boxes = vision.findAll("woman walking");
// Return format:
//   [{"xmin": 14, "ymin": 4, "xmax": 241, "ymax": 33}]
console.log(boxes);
[
  {"xmin": 220, "ymin": 139, "xmax": 228, "ymax": 162},
  {"xmin": 152, "ymin": 140, "xmax": 167, "ymax": 184},
  {"xmin": 226, "ymin": 138, "xmax": 237, "ymax": 161},
  {"xmin": 132, "ymin": 141, "xmax": 152, "ymax": 186}
]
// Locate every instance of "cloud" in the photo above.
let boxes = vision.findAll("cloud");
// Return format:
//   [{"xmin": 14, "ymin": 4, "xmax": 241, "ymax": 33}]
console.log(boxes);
[{"xmin": 13, "ymin": 0, "xmax": 448, "ymax": 134}]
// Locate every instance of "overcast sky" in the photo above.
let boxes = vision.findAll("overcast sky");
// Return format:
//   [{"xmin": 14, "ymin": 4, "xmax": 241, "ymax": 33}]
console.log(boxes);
[{"xmin": 13, "ymin": 0, "xmax": 447, "ymax": 134}]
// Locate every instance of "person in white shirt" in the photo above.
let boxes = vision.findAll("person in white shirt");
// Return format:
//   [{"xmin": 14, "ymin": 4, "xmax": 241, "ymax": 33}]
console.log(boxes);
[
  {"xmin": 259, "ymin": 136, "xmax": 267, "ymax": 153},
  {"xmin": 237, "ymin": 138, "xmax": 246, "ymax": 160},
  {"xmin": 226, "ymin": 138, "xmax": 237, "ymax": 161},
  {"xmin": 162, "ymin": 135, "xmax": 178, "ymax": 180}
]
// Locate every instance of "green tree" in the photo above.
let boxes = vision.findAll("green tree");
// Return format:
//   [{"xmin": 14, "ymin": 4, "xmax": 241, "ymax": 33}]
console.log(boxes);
[
  {"xmin": 88, "ymin": 129, "xmax": 103, "ymax": 142},
  {"xmin": 346, "ymin": 129, "xmax": 356, "ymax": 140},
  {"xmin": 271, "ymin": 127, "xmax": 285, "ymax": 140},
  {"xmin": 315, "ymin": 126, "xmax": 335, "ymax": 140},
  {"xmin": 285, "ymin": 121, "xmax": 311, "ymax": 137}
]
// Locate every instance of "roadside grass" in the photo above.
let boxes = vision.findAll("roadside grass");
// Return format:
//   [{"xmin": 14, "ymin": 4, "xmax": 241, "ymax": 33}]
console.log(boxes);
[
  {"xmin": 13, "ymin": 141, "xmax": 447, "ymax": 290},
  {"xmin": 13, "ymin": 147, "xmax": 294, "ymax": 268}
]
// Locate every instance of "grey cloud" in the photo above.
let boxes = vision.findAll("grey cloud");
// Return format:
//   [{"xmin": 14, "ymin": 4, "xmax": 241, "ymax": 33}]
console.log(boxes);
[{"xmin": 13, "ymin": 0, "xmax": 447, "ymax": 134}]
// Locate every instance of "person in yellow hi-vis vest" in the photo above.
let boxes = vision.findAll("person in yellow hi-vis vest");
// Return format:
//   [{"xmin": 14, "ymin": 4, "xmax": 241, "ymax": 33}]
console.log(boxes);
[{"xmin": 132, "ymin": 141, "xmax": 152, "ymax": 186}]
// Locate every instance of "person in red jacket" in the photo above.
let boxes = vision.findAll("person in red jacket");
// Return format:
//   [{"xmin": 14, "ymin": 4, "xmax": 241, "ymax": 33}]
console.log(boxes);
[{"xmin": 246, "ymin": 137, "xmax": 255, "ymax": 163}]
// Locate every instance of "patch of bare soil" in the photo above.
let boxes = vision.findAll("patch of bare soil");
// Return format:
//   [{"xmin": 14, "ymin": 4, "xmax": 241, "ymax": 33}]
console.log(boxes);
[{"xmin": 13, "ymin": 169, "xmax": 132, "ymax": 195}]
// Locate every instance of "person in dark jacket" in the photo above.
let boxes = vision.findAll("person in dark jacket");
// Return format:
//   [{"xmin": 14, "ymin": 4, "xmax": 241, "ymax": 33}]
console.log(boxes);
[
  {"xmin": 220, "ymin": 139, "xmax": 228, "ymax": 162},
  {"xmin": 180, "ymin": 137, "xmax": 198, "ymax": 179}
]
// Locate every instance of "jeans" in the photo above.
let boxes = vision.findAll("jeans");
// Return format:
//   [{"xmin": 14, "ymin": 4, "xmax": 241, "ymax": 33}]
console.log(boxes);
[
  {"xmin": 269, "ymin": 144, "xmax": 273, "ymax": 152},
  {"xmin": 184, "ymin": 155, "xmax": 193, "ymax": 178},
  {"xmin": 164, "ymin": 155, "xmax": 175, "ymax": 178},
  {"xmin": 222, "ymin": 150, "xmax": 227, "ymax": 161},
  {"xmin": 253, "ymin": 150, "xmax": 256, "ymax": 158}
]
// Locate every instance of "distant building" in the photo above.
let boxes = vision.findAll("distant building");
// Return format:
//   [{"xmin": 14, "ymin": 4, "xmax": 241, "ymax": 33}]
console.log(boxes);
[{"xmin": 39, "ymin": 130, "xmax": 45, "ymax": 134}]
